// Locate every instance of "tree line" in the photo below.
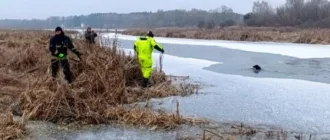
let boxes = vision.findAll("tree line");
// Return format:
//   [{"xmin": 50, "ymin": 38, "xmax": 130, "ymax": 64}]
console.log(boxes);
[
  {"xmin": 1, "ymin": 0, "xmax": 330, "ymax": 29},
  {"xmin": 244, "ymin": 0, "xmax": 330, "ymax": 28},
  {"xmin": 0, "ymin": 7, "xmax": 243, "ymax": 29}
]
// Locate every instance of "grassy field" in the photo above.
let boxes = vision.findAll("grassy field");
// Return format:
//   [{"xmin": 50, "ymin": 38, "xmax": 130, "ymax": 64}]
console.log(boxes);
[{"xmin": 122, "ymin": 27, "xmax": 330, "ymax": 44}]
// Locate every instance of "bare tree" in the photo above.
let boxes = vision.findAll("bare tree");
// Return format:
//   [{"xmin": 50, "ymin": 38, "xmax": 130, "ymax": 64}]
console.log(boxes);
[
  {"xmin": 209, "ymin": 6, "xmax": 234, "ymax": 13},
  {"xmin": 252, "ymin": 0, "xmax": 275, "ymax": 15},
  {"xmin": 286, "ymin": 0, "xmax": 304, "ymax": 24},
  {"xmin": 245, "ymin": 0, "xmax": 277, "ymax": 26},
  {"xmin": 246, "ymin": 0, "xmax": 330, "ymax": 28}
]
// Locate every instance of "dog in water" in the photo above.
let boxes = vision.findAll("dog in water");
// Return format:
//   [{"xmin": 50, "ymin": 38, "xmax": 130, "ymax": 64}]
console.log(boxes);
[{"xmin": 253, "ymin": 65, "xmax": 262, "ymax": 73}]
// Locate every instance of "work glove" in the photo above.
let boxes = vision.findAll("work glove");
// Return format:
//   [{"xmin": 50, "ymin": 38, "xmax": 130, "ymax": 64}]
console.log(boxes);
[
  {"xmin": 58, "ymin": 53, "xmax": 65, "ymax": 59},
  {"xmin": 161, "ymin": 49, "xmax": 165, "ymax": 54}
]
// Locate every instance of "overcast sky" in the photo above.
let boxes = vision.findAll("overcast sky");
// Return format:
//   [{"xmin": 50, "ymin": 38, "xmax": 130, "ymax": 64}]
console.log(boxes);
[{"xmin": 0, "ymin": 0, "xmax": 286, "ymax": 19}]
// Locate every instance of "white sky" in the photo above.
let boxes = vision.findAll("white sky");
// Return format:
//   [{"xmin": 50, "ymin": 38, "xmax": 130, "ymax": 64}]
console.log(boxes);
[{"xmin": 0, "ymin": 0, "xmax": 285, "ymax": 19}]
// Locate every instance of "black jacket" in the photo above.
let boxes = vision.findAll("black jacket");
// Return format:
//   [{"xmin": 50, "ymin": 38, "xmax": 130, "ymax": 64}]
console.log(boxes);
[
  {"xmin": 85, "ymin": 31, "xmax": 97, "ymax": 44},
  {"xmin": 49, "ymin": 33, "xmax": 80, "ymax": 58}
]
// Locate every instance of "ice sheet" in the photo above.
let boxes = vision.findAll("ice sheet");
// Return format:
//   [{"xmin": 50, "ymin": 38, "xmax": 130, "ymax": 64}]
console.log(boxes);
[
  {"xmin": 122, "ymin": 48, "xmax": 330, "ymax": 133},
  {"xmin": 105, "ymin": 33, "xmax": 330, "ymax": 59}
]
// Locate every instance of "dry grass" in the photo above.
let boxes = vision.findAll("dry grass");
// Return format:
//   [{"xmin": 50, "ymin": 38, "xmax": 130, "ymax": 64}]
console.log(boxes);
[
  {"xmin": 0, "ymin": 113, "xmax": 25, "ymax": 140},
  {"xmin": 0, "ymin": 30, "xmax": 200, "ymax": 139},
  {"xmin": 123, "ymin": 27, "xmax": 330, "ymax": 44}
]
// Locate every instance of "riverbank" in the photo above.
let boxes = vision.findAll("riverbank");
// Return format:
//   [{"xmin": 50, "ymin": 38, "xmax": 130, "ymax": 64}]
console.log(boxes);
[
  {"xmin": 0, "ymin": 30, "xmax": 201, "ymax": 139},
  {"xmin": 122, "ymin": 27, "xmax": 330, "ymax": 44}
]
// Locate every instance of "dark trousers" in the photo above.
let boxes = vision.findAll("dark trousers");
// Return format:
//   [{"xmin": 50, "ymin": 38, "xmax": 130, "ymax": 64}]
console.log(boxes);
[{"xmin": 51, "ymin": 59, "xmax": 72, "ymax": 83}]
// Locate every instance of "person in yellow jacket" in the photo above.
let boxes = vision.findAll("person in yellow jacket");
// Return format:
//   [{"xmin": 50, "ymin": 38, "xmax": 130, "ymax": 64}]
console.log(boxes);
[{"xmin": 134, "ymin": 31, "xmax": 164, "ymax": 88}]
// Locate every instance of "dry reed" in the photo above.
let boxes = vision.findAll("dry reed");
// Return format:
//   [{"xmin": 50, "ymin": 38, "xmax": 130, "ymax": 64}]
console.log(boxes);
[
  {"xmin": 123, "ymin": 27, "xmax": 330, "ymax": 44},
  {"xmin": 0, "ymin": 30, "xmax": 200, "ymax": 139},
  {"xmin": 0, "ymin": 113, "xmax": 25, "ymax": 140}
]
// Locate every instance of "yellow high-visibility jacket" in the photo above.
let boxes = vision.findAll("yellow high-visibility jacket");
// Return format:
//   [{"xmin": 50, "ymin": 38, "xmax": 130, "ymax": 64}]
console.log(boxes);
[{"xmin": 134, "ymin": 36, "xmax": 164, "ymax": 78}]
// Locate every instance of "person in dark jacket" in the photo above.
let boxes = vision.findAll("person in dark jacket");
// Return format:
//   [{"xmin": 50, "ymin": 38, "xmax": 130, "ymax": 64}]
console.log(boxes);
[
  {"xmin": 49, "ymin": 26, "xmax": 81, "ymax": 83},
  {"xmin": 85, "ymin": 27, "xmax": 97, "ymax": 44}
]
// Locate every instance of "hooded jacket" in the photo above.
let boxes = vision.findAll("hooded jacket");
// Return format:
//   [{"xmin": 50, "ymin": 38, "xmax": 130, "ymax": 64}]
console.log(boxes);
[{"xmin": 49, "ymin": 27, "xmax": 80, "ymax": 59}]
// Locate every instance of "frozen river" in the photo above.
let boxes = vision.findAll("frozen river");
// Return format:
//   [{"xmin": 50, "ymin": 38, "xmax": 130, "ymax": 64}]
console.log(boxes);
[{"xmin": 103, "ymin": 33, "xmax": 330, "ymax": 134}]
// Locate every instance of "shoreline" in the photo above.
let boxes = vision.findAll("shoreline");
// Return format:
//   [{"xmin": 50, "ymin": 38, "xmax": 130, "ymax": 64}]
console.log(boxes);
[{"xmin": 121, "ymin": 27, "xmax": 330, "ymax": 45}]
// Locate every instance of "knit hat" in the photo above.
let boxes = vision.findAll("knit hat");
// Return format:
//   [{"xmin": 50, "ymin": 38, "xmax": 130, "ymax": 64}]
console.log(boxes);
[
  {"xmin": 147, "ymin": 31, "xmax": 154, "ymax": 37},
  {"xmin": 55, "ymin": 26, "xmax": 63, "ymax": 32}
]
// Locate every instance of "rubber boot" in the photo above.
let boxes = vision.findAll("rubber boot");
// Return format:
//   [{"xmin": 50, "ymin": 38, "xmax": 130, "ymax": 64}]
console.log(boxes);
[
  {"xmin": 66, "ymin": 78, "xmax": 72, "ymax": 84},
  {"xmin": 142, "ymin": 78, "xmax": 150, "ymax": 88}
]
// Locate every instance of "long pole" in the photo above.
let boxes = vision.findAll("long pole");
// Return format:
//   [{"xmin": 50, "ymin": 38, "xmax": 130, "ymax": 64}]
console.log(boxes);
[{"xmin": 159, "ymin": 53, "xmax": 163, "ymax": 72}]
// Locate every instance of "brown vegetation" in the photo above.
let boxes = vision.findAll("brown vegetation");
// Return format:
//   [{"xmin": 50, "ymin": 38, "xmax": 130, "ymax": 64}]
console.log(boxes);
[
  {"xmin": 0, "ymin": 113, "xmax": 25, "ymax": 140},
  {"xmin": 0, "ymin": 30, "xmax": 199, "ymax": 139},
  {"xmin": 123, "ymin": 27, "xmax": 330, "ymax": 44}
]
